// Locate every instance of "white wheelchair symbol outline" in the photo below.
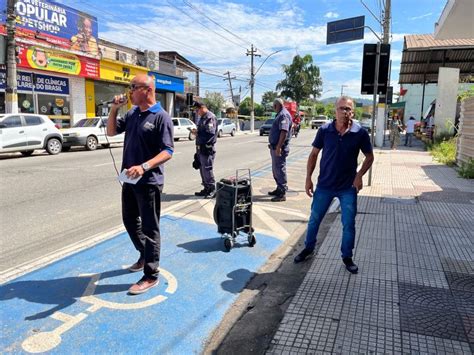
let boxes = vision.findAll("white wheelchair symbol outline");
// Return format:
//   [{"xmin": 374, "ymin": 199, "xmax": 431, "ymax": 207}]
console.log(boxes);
[{"xmin": 21, "ymin": 268, "xmax": 177, "ymax": 354}]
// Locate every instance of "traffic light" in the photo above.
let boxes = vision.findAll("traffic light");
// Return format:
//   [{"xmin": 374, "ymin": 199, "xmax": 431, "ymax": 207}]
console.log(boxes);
[
  {"xmin": 361, "ymin": 44, "xmax": 391, "ymax": 95},
  {"xmin": 186, "ymin": 93, "xmax": 193, "ymax": 106}
]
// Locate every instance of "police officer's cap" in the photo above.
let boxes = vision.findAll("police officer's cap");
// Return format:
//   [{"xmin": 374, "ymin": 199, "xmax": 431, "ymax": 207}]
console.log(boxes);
[
  {"xmin": 273, "ymin": 98, "xmax": 284, "ymax": 107},
  {"xmin": 192, "ymin": 101, "xmax": 206, "ymax": 109}
]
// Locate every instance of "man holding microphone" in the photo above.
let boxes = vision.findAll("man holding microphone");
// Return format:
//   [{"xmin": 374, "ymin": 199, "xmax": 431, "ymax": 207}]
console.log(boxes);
[{"xmin": 107, "ymin": 74, "xmax": 174, "ymax": 295}]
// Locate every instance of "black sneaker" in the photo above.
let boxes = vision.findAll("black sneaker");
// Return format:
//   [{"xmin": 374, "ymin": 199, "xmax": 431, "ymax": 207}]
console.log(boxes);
[
  {"xmin": 268, "ymin": 189, "xmax": 279, "ymax": 196},
  {"xmin": 343, "ymin": 257, "xmax": 358, "ymax": 274},
  {"xmin": 271, "ymin": 194, "xmax": 286, "ymax": 202},
  {"xmin": 294, "ymin": 248, "xmax": 314, "ymax": 263},
  {"xmin": 195, "ymin": 189, "xmax": 207, "ymax": 196}
]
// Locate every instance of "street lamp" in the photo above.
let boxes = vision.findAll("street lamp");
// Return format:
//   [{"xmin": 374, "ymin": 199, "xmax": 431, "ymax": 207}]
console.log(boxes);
[
  {"xmin": 250, "ymin": 49, "xmax": 282, "ymax": 132},
  {"xmin": 340, "ymin": 85, "xmax": 348, "ymax": 96}
]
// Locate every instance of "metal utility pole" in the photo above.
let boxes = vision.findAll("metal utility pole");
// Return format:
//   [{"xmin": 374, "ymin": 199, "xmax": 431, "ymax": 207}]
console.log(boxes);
[
  {"xmin": 375, "ymin": 0, "xmax": 391, "ymax": 148},
  {"xmin": 246, "ymin": 44, "xmax": 260, "ymax": 133},
  {"xmin": 6, "ymin": 0, "xmax": 18, "ymax": 113}
]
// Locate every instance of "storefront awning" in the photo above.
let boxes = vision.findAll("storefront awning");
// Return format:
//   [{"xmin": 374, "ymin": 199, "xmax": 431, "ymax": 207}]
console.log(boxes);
[
  {"xmin": 399, "ymin": 34, "xmax": 474, "ymax": 84},
  {"xmin": 389, "ymin": 101, "xmax": 406, "ymax": 109}
]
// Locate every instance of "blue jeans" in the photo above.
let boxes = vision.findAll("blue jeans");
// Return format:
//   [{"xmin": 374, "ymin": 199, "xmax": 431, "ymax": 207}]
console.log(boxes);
[{"xmin": 304, "ymin": 187, "xmax": 357, "ymax": 258}]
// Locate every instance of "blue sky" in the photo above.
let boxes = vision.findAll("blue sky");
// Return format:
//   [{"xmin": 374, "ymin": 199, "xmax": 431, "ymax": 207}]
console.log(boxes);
[{"xmin": 61, "ymin": 0, "xmax": 447, "ymax": 103}]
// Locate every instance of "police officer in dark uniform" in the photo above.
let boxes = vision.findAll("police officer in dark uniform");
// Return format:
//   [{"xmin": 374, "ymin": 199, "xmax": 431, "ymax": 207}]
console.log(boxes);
[
  {"xmin": 268, "ymin": 98, "xmax": 292, "ymax": 202},
  {"xmin": 192, "ymin": 101, "xmax": 218, "ymax": 198}
]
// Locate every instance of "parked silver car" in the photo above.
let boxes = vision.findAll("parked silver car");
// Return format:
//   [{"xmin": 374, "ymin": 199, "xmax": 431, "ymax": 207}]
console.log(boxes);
[
  {"xmin": 0, "ymin": 113, "xmax": 63, "ymax": 156},
  {"xmin": 217, "ymin": 118, "xmax": 236, "ymax": 137},
  {"xmin": 62, "ymin": 117, "xmax": 124, "ymax": 151},
  {"xmin": 172, "ymin": 117, "xmax": 196, "ymax": 141}
]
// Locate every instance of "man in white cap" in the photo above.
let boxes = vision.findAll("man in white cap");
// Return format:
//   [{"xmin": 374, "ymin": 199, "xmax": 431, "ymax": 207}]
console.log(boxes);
[{"xmin": 267, "ymin": 98, "xmax": 292, "ymax": 202}]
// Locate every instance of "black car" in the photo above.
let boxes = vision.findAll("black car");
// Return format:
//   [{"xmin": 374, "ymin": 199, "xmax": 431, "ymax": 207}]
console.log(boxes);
[{"xmin": 259, "ymin": 118, "xmax": 275, "ymax": 136}]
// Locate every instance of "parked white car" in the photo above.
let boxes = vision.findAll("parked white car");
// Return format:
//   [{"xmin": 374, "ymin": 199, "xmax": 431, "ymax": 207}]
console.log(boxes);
[
  {"xmin": 217, "ymin": 118, "xmax": 236, "ymax": 137},
  {"xmin": 0, "ymin": 113, "xmax": 63, "ymax": 156},
  {"xmin": 172, "ymin": 117, "xmax": 196, "ymax": 141},
  {"xmin": 61, "ymin": 117, "xmax": 124, "ymax": 151}
]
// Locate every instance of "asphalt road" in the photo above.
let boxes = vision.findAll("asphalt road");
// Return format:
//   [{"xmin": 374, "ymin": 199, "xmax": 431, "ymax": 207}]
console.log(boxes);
[{"xmin": 0, "ymin": 129, "xmax": 316, "ymax": 272}]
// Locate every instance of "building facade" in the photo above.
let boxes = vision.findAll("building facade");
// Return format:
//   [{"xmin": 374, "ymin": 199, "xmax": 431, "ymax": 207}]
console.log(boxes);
[{"xmin": 0, "ymin": 0, "xmax": 198, "ymax": 124}]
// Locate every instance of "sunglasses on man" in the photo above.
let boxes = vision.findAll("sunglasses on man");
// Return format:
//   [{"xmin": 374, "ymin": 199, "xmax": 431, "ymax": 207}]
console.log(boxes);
[{"xmin": 129, "ymin": 83, "xmax": 149, "ymax": 91}]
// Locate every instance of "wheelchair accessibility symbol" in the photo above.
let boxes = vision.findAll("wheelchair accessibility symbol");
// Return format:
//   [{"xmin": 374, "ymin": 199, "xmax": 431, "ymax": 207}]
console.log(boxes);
[{"xmin": 21, "ymin": 268, "xmax": 177, "ymax": 353}]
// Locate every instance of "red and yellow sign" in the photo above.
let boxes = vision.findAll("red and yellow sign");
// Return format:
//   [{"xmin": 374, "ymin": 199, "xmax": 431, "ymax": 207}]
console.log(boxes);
[
  {"xmin": 17, "ymin": 43, "xmax": 100, "ymax": 79},
  {"xmin": 100, "ymin": 59, "xmax": 147, "ymax": 84}
]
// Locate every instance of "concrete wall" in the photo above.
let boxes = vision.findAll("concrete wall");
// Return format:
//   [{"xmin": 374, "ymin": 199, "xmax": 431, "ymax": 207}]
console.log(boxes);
[
  {"xmin": 457, "ymin": 97, "xmax": 474, "ymax": 165},
  {"xmin": 400, "ymin": 83, "xmax": 438, "ymax": 120},
  {"xmin": 70, "ymin": 76, "xmax": 86, "ymax": 125},
  {"xmin": 436, "ymin": 67, "xmax": 460, "ymax": 136}
]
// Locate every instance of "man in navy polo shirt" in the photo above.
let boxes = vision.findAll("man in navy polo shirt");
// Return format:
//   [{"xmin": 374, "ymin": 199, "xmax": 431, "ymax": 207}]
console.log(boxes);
[
  {"xmin": 107, "ymin": 74, "xmax": 174, "ymax": 294},
  {"xmin": 294, "ymin": 96, "xmax": 374, "ymax": 274},
  {"xmin": 268, "ymin": 98, "xmax": 292, "ymax": 202}
]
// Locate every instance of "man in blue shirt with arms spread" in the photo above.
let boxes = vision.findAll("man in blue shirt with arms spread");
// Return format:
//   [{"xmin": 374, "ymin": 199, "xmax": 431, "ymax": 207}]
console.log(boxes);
[
  {"xmin": 294, "ymin": 96, "xmax": 374, "ymax": 274},
  {"xmin": 107, "ymin": 74, "xmax": 174, "ymax": 294}
]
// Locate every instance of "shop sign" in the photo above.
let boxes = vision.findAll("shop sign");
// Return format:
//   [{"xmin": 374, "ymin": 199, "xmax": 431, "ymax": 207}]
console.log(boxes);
[
  {"xmin": 0, "ymin": 0, "xmax": 99, "ymax": 58},
  {"xmin": 17, "ymin": 43, "xmax": 99, "ymax": 79},
  {"xmin": 149, "ymin": 72, "xmax": 184, "ymax": 93},
  {"xmin": 100, "ymin": 60, "xmax": 147, "ymax": 84},
  {"xmin": 0, "ymin": 69, "xmax": 69, "ymax": 94}
]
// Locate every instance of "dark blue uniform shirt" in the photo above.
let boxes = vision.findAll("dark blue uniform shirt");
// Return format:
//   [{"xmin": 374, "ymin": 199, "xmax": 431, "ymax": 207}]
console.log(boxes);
[
  {"xmin": 269, "ymin": 108, "xmax": 292, "ymax": 150},
  {"xmin": 312, "ymin": 120, "xmax": 372, "ymax": 191},
  {"xmin": 116, "ymin": 102, "xmax": 174, "ymax": 185},
  {"xmin": 196, "ymin": 111, "xmax": 217, "ymax": 145}
]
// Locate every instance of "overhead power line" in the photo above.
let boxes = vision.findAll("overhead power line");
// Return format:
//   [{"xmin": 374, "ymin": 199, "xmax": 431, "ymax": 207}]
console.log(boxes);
[
  {"xmin": 182, "ymin": 0, "xmax": 250, "ymax": 47},
  {"xmin": 167, "ymin": 1, "xmax": 248, "ymax": 50}
]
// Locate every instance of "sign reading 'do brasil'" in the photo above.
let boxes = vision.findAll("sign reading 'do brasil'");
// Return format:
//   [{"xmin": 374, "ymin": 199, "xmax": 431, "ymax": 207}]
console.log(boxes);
[
  {"xmin": 0, "ymin": 69, "xmax": 69, "ymax": 94},
  {"xmin": 0, "ymin": 0, "xmax": 99, "ymax": 58},
  {"xmin": 16, "ymin": 43, "xmax": 99, "ymax": 79},
  {"xmin": 149, "ymin": 72, "xmax": 185, "ymax": 93}
]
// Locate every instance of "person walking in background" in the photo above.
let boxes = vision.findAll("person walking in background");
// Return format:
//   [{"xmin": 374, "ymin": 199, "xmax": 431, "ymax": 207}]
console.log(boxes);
[
  {"xmin": 294, "ymin": 96, "xmax": 374, "ymax": 274},
  {"xmin": 268, "ymin": 98, "xmax": 292, "ymax": 202},
  {"xmin": 389, "ymin": 115, "xmax": 402, "ymax": 150},
  {"xmin": 107, "ymin": 74, "xmax": 174, "ymax": 295},
  {"xmin": 404, "ymin": 116, "xmax": 416, "ymax": 147},
  {"xmin": 192, "ymin": 101, "xmax": 218, "ymax": 198}
]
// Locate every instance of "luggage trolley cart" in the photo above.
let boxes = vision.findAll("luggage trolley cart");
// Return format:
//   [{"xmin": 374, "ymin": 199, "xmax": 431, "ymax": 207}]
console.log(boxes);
[{"xmin": 213, "ymin": 169, "xmax": 255, "ymax": 251}]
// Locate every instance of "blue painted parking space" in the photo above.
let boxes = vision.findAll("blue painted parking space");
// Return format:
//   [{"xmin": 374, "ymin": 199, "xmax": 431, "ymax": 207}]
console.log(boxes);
[{"xmin": 1, "ymin": 216, "xmax": 281, "ymax": 354}]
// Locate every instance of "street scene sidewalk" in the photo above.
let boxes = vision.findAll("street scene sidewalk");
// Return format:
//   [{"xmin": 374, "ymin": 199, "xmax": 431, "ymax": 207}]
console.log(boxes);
[{"xmin": 268, "ymin": 137, "xmax": 474, "ymax": 354}]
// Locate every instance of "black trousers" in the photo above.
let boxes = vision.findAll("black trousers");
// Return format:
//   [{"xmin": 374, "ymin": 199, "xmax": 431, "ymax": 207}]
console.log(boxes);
[{"xmin": 121, "ymin": 183, "xmax": 162, "ymax": 279}]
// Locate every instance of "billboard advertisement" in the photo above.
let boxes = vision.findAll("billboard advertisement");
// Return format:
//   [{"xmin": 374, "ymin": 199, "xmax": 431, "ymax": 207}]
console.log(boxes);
[
  {"xmin": 16, "ymin": 43, "xmax": 100, "ymax": 79},
  {"xmin": 0, "ymin": 0, "xmax": 99, "ymax": 58}
]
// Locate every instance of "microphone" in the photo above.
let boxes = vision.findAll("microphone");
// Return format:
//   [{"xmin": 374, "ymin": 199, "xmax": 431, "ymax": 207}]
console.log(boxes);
[{"xmin": 98, "ymin": 94, "xmax": 127, "ymax": 106}]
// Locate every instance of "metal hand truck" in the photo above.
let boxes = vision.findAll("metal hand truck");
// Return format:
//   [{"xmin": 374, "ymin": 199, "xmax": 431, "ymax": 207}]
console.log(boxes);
[{"xmin": 213, "ymin": 169, "xmax": 255, "ymax": 251}]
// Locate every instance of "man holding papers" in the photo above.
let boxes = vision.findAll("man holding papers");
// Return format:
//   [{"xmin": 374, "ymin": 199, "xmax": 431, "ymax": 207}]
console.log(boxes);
[{"xmin": 107, "ymin": 74, "xmax": 174, "ymax": 295}]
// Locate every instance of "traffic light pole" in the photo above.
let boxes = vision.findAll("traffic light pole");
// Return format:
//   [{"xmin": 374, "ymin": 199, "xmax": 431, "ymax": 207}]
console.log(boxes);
[
  {"xmin": 368, "ymin": 41, "xmax": 381, "ymax": 187},
  {"xmin": 6, "ymin": 0, "xmax": 18, "ymax": 114}
]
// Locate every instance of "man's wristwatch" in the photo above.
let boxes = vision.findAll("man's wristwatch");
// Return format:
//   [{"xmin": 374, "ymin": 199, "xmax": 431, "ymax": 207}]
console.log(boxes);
[{"xmin": 141, "ymin": 162, "xmax": 151, "ymax": 171}]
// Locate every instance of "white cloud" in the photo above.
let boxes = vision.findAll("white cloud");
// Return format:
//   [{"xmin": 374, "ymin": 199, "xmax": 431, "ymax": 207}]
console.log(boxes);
[
  {"xmin": 324, "ymin": 11, "xmax": 340, "ymax": 19},
  {"xmin": 409, "ymin": 12, "xmax": 433, "ymax": 20}
]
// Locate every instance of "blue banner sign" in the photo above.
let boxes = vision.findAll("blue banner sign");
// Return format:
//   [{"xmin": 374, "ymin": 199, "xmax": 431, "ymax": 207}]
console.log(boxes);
[
  {"xmin": 149, "ymin": 72, "xmax": 185, "ymax": 93},
  {"xmin": 0, "ymin": 69, "xmax": 69, "ymax": 94}
]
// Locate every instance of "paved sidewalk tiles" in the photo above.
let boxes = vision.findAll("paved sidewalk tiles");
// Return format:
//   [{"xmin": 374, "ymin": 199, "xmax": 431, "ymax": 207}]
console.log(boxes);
[{"xmin": 268, "ymin": 142, "xmax": 474, "ymax": 354}]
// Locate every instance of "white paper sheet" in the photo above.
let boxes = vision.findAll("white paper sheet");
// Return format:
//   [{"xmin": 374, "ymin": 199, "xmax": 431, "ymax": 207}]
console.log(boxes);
[{"xmin": 118, "ymin": 169, "xmax": 142, "ymax": 185}]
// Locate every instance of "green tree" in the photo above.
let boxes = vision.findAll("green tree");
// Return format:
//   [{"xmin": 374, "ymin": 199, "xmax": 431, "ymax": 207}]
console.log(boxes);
[
  {"xmin": 203, "ymin": 91, "xmax": 225, "ymax": 115},
  {"xmin": 238, "ymin": 97, "xmax": 252, "ymax": 116},
  {"xmin": 261, "ymin": 91, "xmax": 278, "ymax": 110},
  {"xmin": 276, "ymin": 54, "xmax": 323, "ymax": 103},
  {"xmin": 238, "ymin": 97, "xmax": 265, "ymax": 117}
]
